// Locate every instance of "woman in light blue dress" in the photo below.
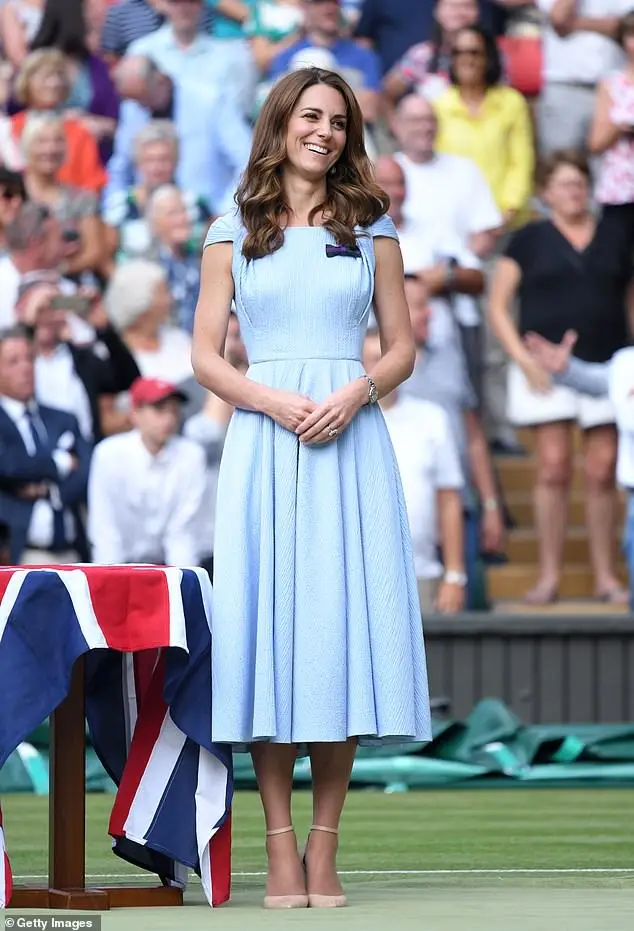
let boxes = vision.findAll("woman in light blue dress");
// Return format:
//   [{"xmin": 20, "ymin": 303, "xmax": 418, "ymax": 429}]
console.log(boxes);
[{"xmin": 192, "ymin": 67, "xmax": 431, "ymax": 910}]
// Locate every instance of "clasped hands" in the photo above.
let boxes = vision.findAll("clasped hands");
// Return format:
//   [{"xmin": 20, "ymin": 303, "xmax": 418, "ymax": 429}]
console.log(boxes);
[{"xmin": 266, "ymin": 379, "xmax": 368, "ymax": 445}]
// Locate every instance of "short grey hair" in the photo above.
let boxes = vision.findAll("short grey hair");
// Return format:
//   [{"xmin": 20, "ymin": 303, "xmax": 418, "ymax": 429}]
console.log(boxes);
[
  {"xmin": 146, "ymin": 184, "xmax": 184, "ymax": 224},
  {"xmin": 0, "ymin": 324, "xmax": 33, "ymax": 353},
  {"xmin": 21, "ymin": 112, "xmax": 66, "ymax": 159},
  {"xmin": 133, "ymin": 120, "xmax": 179, "ymax": 164},
  {"xmin": 5, "ymin": 202, "xmax": 49, "ymax": 252},
  {"xmin": 105, "ymin": 260, "xmax": 167, "ymax": 331}
]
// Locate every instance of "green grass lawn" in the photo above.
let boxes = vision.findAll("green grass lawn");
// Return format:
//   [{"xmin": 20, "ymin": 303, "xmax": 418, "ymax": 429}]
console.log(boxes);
[{"xmin": 3, "ymin": 787, "xmax": 634, "ymax": 889}]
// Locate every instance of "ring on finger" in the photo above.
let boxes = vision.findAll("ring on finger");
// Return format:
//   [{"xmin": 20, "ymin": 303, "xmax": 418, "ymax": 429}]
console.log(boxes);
[{"xmin": 328, "ymin": 426, "xmax": 338, "ymax": 438}]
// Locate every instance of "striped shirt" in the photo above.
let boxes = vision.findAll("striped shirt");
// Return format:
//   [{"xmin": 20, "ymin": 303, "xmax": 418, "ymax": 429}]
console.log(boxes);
[{"xmin": 101, "ymin": 0, "xmax": 215, "ymax": 56}]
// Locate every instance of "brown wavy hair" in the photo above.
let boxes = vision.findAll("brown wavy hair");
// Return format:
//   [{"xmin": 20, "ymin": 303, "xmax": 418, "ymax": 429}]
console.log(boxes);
[{"xmin": 236, "ymin": 68, "xmax": 389, "ymax": 260}]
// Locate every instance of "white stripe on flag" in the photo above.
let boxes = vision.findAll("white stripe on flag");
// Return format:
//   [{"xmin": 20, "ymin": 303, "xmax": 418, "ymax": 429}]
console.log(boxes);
[
  {"xmin": 162, "ymin": 569, "xmax": 189, "ymax": 652},
  {"xmin": 0, "ymin": 571, "xmax": 29, "ymax": 645},
  {"xmin": 196, "ymin": 749, "xmax": 229, "ymax": 906},
  {"xmin": 122, "ymin": 711, "xmax": 187, "ymax": 843},
  {"xmin": 58, "ymin": 570, "xmax": 108, "ymax": 649},
  {"xmin": 0, "ymin": 821, "xmax": 10, "ymax": 908},
  {"xmin": 123, "ymin": 654, "xmax": 138, "ymax": 749}
]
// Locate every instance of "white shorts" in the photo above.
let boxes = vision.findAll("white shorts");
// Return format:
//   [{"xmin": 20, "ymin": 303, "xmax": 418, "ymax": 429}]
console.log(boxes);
[{"xmin": 507, "ymin": 363, "xmax": 615, "ymax": 429}]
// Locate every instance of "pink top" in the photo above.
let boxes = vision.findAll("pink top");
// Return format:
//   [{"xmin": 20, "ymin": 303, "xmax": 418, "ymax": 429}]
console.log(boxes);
[{"xmin": 596, "ymin": 70, "xmax": 634, "ymax": 205}]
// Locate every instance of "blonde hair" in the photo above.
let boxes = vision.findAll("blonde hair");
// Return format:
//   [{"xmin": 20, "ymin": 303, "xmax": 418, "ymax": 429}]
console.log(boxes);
[
  {"xmin": 21, "ymin": 112, "xmax": 66, "ymax": 160},
  {"xmin": 15, "ymin": 49, "xmax": 68, "ymax": 106}
]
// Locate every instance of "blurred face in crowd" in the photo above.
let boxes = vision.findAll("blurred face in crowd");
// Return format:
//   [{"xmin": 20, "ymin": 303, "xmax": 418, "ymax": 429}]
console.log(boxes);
[
  {"xmin": 285, "ymin": 82, "xmax": 347, "ymax": 181},
  {"xmin": 27, "ymin": 124, "xmax": 66, "ymax": 178},
  {"xmin": 302, "ymin": 0, "xmax": 341, "ymax": 39},
  {"xmin": 150, "ymin": 189, "xmax": 192, "ymax": 248},
  {"xmin": 374, "ymin": 157, "xmax": 406, "ymax": 222},
  {"xmin": 28, "ymin": 62, "xmax": 69, "ymax": 109},
  {"xmin": 542, "ymin": 163, "xmax": 591, "ymax": 222},
  {"xmin": 15, "ymin": 283, "xmax": 66, "ymax": 352},
  {"xmin": 0, "ymin": 336, "xmax": 35, "ymax": 402},
  {"xmin": 138, "ymin": 141, "xmax": 177, "ymax": 190},
  {"xmin": 451, "ymin": 28, "xmax": 487, "ymax": 88},
  {"xmin": 165, "ymin": 0, "xmax": 203, "ymax": 36},
  {"xmin": 224, "ymin": 314, "xmax": 248, "ymax": 369},
  {"xmin": 393, "ymin": 95, "xmax": 437, "ymax": 161},
  {"xmin": 435, "ymin": 0, "xmax": 478, "ymax": 37},
  {"xmin": 0, "ymin": 183, "xmax": 24, "ymax": 232},
  {"xmin": 132, "ymin": 397, "xmax": 182, "ymax": 448},
  {"xmin": 404, "ymin": 276, "xmax": 431, "ymax": 347}
]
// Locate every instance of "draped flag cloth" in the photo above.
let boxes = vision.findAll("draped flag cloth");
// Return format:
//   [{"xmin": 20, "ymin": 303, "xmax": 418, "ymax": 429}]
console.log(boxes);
[{"xmin": 0, "ymin": 565, "xmax": 232, "ymax": 908}]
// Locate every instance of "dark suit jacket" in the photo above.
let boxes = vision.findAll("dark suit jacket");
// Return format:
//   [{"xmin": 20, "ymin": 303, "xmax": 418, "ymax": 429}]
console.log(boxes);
[{"xmin": 0, "ymin": 403, "xmax": 92, "ymax": 563}]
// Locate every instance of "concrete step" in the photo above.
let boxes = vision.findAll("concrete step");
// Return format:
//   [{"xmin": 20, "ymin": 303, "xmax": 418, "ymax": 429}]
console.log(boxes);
[
  {"xmin": 505, "ymin": 491, "xmax": 627, "ymax": 528},
  {"xmin": 494, "ymin": 598, "xmax": 630, "ymax": 615},
  {"xmin": 487, "ymin": 563, "xmax": 628, "ymax": 601}
]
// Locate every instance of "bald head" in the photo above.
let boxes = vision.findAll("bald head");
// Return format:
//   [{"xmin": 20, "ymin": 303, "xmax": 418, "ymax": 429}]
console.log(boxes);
[
  {"xmin": 113, "ymin": 56, "xmax": 172, "ymax": 111},
  {"xmin": 375, "ymin": 156, "xmax": 406, "ymax": 222},
  {"xmin": 392, "ymin": 93, "xmax": 437, "ymax": 162}
]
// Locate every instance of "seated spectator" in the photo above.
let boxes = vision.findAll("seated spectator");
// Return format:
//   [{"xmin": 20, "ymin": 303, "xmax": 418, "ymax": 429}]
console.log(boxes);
[
  {"xmin": 142, "ymin": 185, "xmax": 200, "ymax": 334},
  {"xmin": 0, "ymin": 323, "xmax": 92, "ymax": 565},
  {"xmin": 432, "ymin": 26, "xmax": 534, "ymax": 228},
  {"xmin": 268, "ymin": 0, "xmax": 382, "ymax": 127},
  {"xmin": 384, "ymin": 0, "xmax": 479, "ymax": 105},
  {"xmin": 0, "ymin": 0, "xmax": 43, "ymax": 69},
  {"xmin": 588, "ymin": 10, "xmax": 634, "ymax": 248},
  {"xmin": 0, "ymin": 168, "xmax": 26, "ymax": 256},
  {"xmin": 16, "ymin": 279, "xmax": 140, "ymax": 440},
  {"xmin": 29, "ymin": 0, "xmax": 120, "ymax": 163},
  {"xmin": 184, "ymin": 311, "xmax": 248, "ymax": 575},
  {"xmin": 106, "ymin": 56, "xmax": 251, "ymax": 215},
  {"xmin": 105, "ymin": 259, "xmax": 193, "ymax": 386},
  {"xmin": 489, "ymin": 149, "xmax": 631, "ymax": 605},
  {"xmin": 11, "ymin": 49, "xmax": 107, "ymax": 194},
  {"xmin": 127, "ymin": 0, "xmax": 254, "ymax": 117},
  {"xmin": 100, "ymin": 0, "xmax": 214, "ymax": 61},
  {"xmin": 524, "ymin": 329, "xmax": 634, "ymax": 611},
  {"xmin": 21, "ymin": 113, "xmax": 104, "ymax": 281},
  {"xmin": 87, "ymin": 376, "xmax": 207, "ymax": 566},
  {"xmin": 103, "ymin": 120, "xmax": 212, "ymax": 262},
  {"xmin": 363, "ymin": 325, "xmax": 466, "ymax": 615}
]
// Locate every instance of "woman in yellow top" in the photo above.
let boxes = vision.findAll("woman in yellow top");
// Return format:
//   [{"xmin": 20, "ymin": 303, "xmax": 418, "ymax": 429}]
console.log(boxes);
[{"xmin": 433, "ymin": 25, "xmax": 534, "ymax": 227}]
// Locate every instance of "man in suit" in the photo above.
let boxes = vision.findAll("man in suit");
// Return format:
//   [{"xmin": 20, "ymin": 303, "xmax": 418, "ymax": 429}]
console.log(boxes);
[{"xmin": 0, "ymin": 325, "xmax": 92, "ymax": 565}]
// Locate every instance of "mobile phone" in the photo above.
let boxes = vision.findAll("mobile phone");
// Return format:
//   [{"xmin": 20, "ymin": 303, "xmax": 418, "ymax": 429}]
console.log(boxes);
[
  {"xmin": 62, "ymin": 229, "xmax": 80, "ymax": 243},
  {"xmin": 50, "ymin": 295, "xmax": 92, "ymax": 316}
]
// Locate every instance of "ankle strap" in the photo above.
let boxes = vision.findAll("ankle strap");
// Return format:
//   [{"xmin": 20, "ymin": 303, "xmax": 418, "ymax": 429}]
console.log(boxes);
[
  {"xmin": 266, "ymin": 826, "xmax": 295, "ymax": 837},
  {"xmin": 310, "ymin": 824, "xmax": 339, "ymax": 835}
]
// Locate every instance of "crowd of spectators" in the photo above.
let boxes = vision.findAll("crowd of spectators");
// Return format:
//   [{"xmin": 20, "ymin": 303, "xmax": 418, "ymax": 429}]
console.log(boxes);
[{"xmin": 0, "ymin": 0, "xmax": 632, "ymax": 613}]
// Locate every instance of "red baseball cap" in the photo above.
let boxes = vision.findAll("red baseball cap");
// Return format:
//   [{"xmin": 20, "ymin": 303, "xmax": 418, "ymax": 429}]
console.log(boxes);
[{"xmin": 129, "ymin": 377, "xmax": 188, "ymax": 408}]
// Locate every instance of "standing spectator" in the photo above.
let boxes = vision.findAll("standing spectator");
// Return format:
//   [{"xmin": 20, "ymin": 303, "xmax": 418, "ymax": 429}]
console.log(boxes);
[
  {"xmin": 363, "ymin": 326, "xmax": 466, "ymax": 615},
  {"xmin": 29, "ymin": 0, "xmax": 120, "ymax": 162},
  {"xmin": 588, "ymin": 9, "xmax": 634, "ymax": 246},
  {"xmin": 106, "ymin": 56, "xmax": 251, "ymax": 214},
  {"xmin": 101, "ymin": 0, "xmax": 214, "ymax": 60},
  {"xmin": 489, "ymin": 150, "xmax": 631, "ymax": 604},
  {"xmin": 537, "ymin": 0, "xmax": 631, "ymax": 155},
  {"xmin": 21, "ymin": 114, "xmax": 104, "ymax": 281},
  {"xmin": 269, "ymin": 0, "xmax": 382, "ymax": 126},
  {"xmin": 143, "ymin": 185, "xmax": 200, "ymax": 334},
  {"xmin": 0, "ymin": 324, "xmax": 92, "ymax": 564},
  {"xmin": 105, "ymin": 259, "xmax": 194, "ymax": 386},
  {"xmin": 87, "ymin": 376, "xmax": 207, "ymax": 566},
  {"xmin": 433, "ymin": 26, "xmax": 534, "ymax": 226},
  {"xmin": 384, "ymin": 0, "xmax": 479, "ymax": 104},
  {"xmin": 0, "ymin": 169, "xmax": 26, "ymax": 256},
  {"xmin": 0, "ymin": 0, "xmax": 43, "ymax": 69},
  {"xmin": 11, "ymin": 49, "xmax": 107, "ymax": 194},
  {"xmin": 103, "ymin": 120, "xmax": 212, "ymax": 262}
]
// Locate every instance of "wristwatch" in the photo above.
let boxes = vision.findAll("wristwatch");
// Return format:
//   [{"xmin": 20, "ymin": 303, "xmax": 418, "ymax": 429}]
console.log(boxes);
[
  {"xmin": 444, "ymin": 570, "xmax": 467, "ymax": 587},
  {"xmin": 362, "ymin": 375, "xmax": 379, "ymax": 405}
]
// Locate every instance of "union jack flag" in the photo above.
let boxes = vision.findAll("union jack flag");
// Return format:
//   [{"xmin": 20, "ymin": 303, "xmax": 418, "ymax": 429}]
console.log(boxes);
[{"xmin": 0, "ymin": 565, "xmax": 232, "ymax": 909}]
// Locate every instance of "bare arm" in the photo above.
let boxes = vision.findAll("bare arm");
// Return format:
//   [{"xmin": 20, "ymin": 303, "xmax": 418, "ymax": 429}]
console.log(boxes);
[
  {"xmin": 250, "ymin": 31, "xmax": 302, "ymax": 72},
  {"xmin": 488, "ymin": 257, "xmax": 529, "ymax": 365},
  {"xmin": 63, "ymin": 216, "xmax": 105, "ymax": 276},
  {"xmin": 367, "ymin": 237, "xmax": 416, "ymax": 392},
  {"xmin": 550, "ymin": 0, "xmax": 619, "ymax": 37},
  {"xmin": 437, "ymin": 488, "xmax": 465, "ymax": 574},
  {"xmin": 0, "ymin": 3, "xmax": 29, "ymax": 68},
  {"xmin": 464, "ymin": 409, "xmax": 505, "ymax": 553},
  {"xmin": 213, "ymin": 0, "xmax": 250, "ymax": 24},
  {"xmin": 383, "ymin": 70, "xmax": 411, "ymax": 104},
  {"xmin": 419, "ymin": 264, "xmax": 485, "ymax": 297},
  {"xmin": 469, "ymin": 230, "xmax": 498, "ymax": 258},
  {"xmin": 588, "ymin": 79, "xmax": 626, "ymax": 154}
]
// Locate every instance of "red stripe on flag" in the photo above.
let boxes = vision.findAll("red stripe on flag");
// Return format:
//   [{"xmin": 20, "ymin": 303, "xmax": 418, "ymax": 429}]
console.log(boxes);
[
  {"xmin": 0, "ymin": 802, "xmax": 13, "ymax": 908},
  {"xmin": 85, "ymin": 568, "xmax": 172, "ymax": 652},
  {"xmin": 109, "ymin": 651, "xmax": 169, "ymax": 836},
  {"xmin": 133, "ymin": 650, "xmax": 161, "ymax": 715},
  {"xmin": 210, "ymin": 812, "xmax": 232, "ymax": 907},
  {"xmin": 0, "ymin": 568, "xmax": 18, "ymax": 607}
]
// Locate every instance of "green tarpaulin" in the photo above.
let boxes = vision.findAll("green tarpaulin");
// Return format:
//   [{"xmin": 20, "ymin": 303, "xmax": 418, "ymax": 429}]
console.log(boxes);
[{"xmin": 3, "ymin": 699, "xmax": 634, "ymax": 794}]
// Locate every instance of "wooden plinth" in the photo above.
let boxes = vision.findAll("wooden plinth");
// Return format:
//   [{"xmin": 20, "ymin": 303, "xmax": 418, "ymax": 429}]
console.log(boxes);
[{"xmin": 9, "ymin": 656, "xmax": 182, "ymax": 910}]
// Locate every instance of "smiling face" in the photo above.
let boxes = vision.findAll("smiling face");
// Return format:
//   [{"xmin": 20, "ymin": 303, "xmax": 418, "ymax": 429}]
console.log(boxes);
[
  {"xmin": 284, "ymin": 82, "xmax": 348, "ymax": 181},
  {"xmin": 27, "ymin": 123, "xmax": 66, "ymax": 177}
]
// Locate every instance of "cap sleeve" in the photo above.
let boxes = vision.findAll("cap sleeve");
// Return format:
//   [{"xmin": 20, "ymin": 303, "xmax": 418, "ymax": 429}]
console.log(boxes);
[
  {"xmin": 367, "ymin": 214, "xmax": 399, "ymax": 242},
  {"xmin": 204, "ymin": 209, "xmax": 241, "ymax": 248}
]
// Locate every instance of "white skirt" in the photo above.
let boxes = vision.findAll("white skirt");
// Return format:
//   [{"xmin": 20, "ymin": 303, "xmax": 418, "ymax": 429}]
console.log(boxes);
[{"xmin": 507, "ymin": 363, "xmax": 615, "ymax": 429}]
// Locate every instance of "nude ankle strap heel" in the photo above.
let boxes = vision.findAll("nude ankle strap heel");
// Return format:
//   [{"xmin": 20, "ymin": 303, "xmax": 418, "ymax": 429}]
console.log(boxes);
[
  {"xmin": 305, "ymin": 825, "xmax": 347, "ymax": 908},
  {"xmin": 263, "ymin": 826, "xmax": 308, "ymax": 910}
]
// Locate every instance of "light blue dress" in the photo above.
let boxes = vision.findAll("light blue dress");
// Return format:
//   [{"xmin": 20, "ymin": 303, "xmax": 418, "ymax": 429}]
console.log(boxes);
[{"xmin": 206, "ymin": 210, "xmax": 432, "ymax": 748}]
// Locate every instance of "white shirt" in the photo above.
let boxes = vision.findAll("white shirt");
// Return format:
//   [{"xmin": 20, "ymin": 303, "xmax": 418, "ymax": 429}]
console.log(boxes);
[
  {"xmin": 35, "ymin": 344, "xmax": 93, "ymax": 441},
  {"xmin": 397, "ymin": 218, "xmax": 483, "ymax": 328},
  {"xmin": 610, "ymin": 348, "xmax": 634, "ymax": 489},
  {"xmin": 381, "ymin": 396, "xmax": 464, "ymax": 579},
  {"xmin": 538, "ymin": 0, "xmax": 629, "ymax": 84},
  {"xmin": 0, "ymin": 396, "xmax": 75, "ymax": 548},
  {"xmin": 134, "ymin": 327, "xmax": 194, "ymax": 385},
  {"xmin": 395, "ymin": 152, "xmax": 502, "ymax": 246},
  {"xmin": 88, "ymin": 430, "xmax": 208, "ymax": 566}
]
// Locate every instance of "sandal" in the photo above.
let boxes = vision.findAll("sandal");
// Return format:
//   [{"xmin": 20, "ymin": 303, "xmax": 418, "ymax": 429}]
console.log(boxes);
[
  {"xmin": 304, "ymin": 824, "xmax": 347, "ymax": 908},
  {"xmin": 263, "ymin": 826, "xmax": 308, "ymax": 909}
]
